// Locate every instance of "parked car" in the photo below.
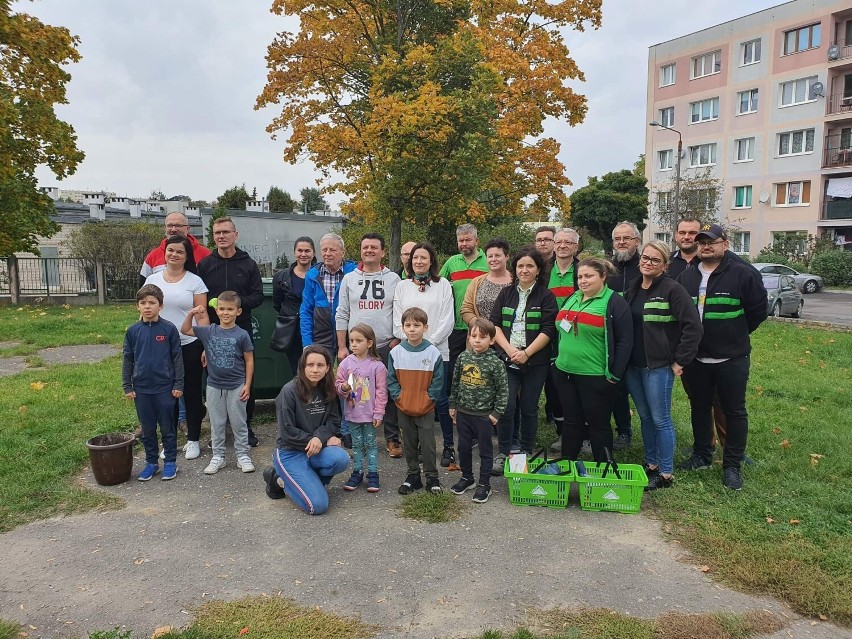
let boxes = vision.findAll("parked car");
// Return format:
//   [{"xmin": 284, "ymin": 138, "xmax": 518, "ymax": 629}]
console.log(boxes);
[
  {"xmin": 762, "ymin": 274, "xmax": 804, "ymax": 318},
  {"xmin": 751, "ymin": 263, "xmax": 824, "ymax": 294}
]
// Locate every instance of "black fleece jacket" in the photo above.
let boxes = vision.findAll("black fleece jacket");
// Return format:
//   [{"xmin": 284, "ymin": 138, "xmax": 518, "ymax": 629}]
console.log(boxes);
[{"xmin": 197, "ymin": 248, "xmax": 263, "ymax": 332}]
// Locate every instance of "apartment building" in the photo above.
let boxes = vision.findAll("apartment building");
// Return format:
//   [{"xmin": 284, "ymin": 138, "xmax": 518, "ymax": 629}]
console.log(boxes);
[{"xmin": 645, "ymin": 0, "xmax": 852, "ymax": 256}]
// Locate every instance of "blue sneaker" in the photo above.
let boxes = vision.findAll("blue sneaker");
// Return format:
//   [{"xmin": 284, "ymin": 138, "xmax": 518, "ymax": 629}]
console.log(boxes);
[
  {"xmin": 162, "ymin": 462, "xmax": 177, "ymax": 481},
  {"xmin": 138, "ymin": 463, "xmax": 159, "ymax": 481}
]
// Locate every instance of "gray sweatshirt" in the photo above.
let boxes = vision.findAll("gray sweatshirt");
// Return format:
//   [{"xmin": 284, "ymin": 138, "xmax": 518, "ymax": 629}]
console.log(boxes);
[{"xmin": 335, "ymin": 266, "xmax": 401, "ymax": 348}]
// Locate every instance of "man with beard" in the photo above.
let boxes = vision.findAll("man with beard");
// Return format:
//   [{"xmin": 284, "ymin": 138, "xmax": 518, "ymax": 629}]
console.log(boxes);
[
  {"xmin": 676, "ymin": 224, "xmax": 766, "ymax": 490},
  {"xmin": 606, "ymin": 221, "xmax": 642, "ymax": 450},
  {"xmin": 667, "ymin": 218, "xmax": 702, "ymax": 279}
]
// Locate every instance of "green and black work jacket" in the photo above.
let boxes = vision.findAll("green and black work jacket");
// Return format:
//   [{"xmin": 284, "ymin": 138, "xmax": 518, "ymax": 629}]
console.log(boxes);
[
  {"xmin": 624, "ymin": 274, "xmax": 703, "ymax": 369},
  {"xmin": 676, "ymin": 253, "xmax": 767, "ymax": 360},
  {"xmin": 489, "ymin": 282, "xmax": 557, "ymax": 367}
]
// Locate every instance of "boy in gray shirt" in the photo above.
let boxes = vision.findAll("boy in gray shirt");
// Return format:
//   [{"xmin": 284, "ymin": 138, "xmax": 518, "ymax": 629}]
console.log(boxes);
[{"xmin": 182, "ymin": 291, "xmax": 255, "ymax": 474}]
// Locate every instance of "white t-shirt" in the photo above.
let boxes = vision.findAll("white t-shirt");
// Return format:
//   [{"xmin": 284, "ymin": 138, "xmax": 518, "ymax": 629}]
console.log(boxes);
[
  {"xmin": 696, "ymin": 263, "xmax": 728, "ymax": 364},
  {"xmin": 145, "ymin": 271, "xmax": 208, "ymax": 346}
]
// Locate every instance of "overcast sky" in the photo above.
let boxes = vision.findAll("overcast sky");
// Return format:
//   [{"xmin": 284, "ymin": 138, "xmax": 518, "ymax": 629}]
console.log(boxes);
[{"xmin": 27, "ymin": 0, "xmax": 777, "ymax": 207}]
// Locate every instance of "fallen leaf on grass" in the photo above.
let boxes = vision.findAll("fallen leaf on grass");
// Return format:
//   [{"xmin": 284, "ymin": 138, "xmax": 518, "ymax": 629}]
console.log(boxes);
[
  {"xmin": 780, "ymin": 440, "xmax": 791, "ymax": 449},
  {"xmin": 810, "ymin": 454, "xmax": 824, "ymax": 466},
  {"xmin": 771, "ymin": 427, "xmax": 781, "ymax": 435},
  {"xmin": 790, "ymin": 519, "xmax": 800, "ymax": 525},
  {"xmin": 239, "ymin": 628, "xmax": 249, "ymax": 636},
  {"xmin": 819, "ymin": 614, "xmax": 828, "ymax": 621},
  {"xmin": 151, "ymin": 626, "xmax": 172, "ymax": 639},
  {"xmin": 798, "ymin": 406, "xmax": 808, "ymax": 412},
  {"xmin": 798, "ymin": 359, "xmax": 807, "ymax": 366},
  {"xmin": 30, "ymin": 382, "xmax": 45, "ymax": 391},
  {"xmin": 699, "ymin": 565, "xmax": 711, "ymax": 573},
  {"xmin": 766, "ymin": 517, "xmax": 775, "ymax": 524},
  {"xmin": 18, "ymin": 405, "xmax": 27, "ymax": 414},
  {"xmin": 755, "ymin": 385, "xmax": 764, "ymax": 396}
]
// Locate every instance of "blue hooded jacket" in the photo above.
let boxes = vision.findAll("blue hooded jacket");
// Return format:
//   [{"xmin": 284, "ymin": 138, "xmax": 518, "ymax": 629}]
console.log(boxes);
[{"xmin": 299, "ymin": 260, "xmax": 357, "ymax": 354}]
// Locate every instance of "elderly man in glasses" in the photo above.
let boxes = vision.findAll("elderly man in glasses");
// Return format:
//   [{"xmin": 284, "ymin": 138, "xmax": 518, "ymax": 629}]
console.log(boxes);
[{"xmin": 140, "ymin": 212, "xmax": 211, "ymax": 285}]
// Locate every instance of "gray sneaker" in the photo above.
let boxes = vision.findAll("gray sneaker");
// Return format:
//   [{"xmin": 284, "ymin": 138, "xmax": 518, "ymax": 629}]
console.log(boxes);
[
  {"xmin": 613, "ymin": 433, "xmax": 632, "ymax": 450},
  {"xmin": 491, "ymin": 453, "xmax": 507, "ymax": 476},
  {"xmin": 549, "ymin": 436, "xmax": 562, "ymax": 454}
]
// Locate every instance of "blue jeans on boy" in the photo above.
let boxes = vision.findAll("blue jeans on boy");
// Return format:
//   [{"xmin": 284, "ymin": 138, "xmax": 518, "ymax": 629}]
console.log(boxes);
[
  {"xmin": 349, "ymin": 422, "xmax": 378, "ymax": 473},
  {"xmin": 624, "ymin": 365, "xmax": 675, "ymax": 475},
  {"xmin": 272, "ymin": 445, "xmax": 350, "ymax": 515},
  {"xmin": 135, "ymin": 391, "xmax": 178, "ymax": 464}
]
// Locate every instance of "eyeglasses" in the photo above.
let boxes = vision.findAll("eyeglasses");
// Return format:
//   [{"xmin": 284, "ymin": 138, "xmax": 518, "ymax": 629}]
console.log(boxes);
[
  {"xmin": 639, "ymin": 255, "xmax": 663, "ymax": 266},
  {"xmin": 165, "ymin": 224, "xmax": 189, "ymax": 230},
  {"xmin": 535, "ymin": 238, "xmax": 554, "ymax": 244},
  {"xmin": 696, "ymin": 239, "xmax": 725, "ymax": 247},
  {"xmin": 613, "ymin": 236, "xmax": 638, "ymax": 243},
  {"xmin": 555, "ymin": 241, "xmax": 578, "ymax": 246}
]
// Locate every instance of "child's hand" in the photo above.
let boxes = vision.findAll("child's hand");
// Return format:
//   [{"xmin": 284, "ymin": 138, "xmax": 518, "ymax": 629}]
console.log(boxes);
[
  {"xmin": 449, "ymin": 408, "xmax": 456, "ymax": 423},
  {"xmin": 201, "ymin": 351, "xmax": 207, "ymax": 368},
  {"xmin": 172, "ymin": 389, "xmax": 183, "ymax": 398},
  {"xmin": 339, "ymin": 382, "xmax": 351, "ymax": 393},
  {"xmin": 373, "ymin": 419, "xmax": 382, "ymax": 428},
  {"xmin": 489, "ymin": 414, "xmax": 498, "ymax": 426},
  {"xmin": 125, "ymin": 391, "xmax": 136, "ymax": 399},
  {"xmin": 191, "ymin": 305, "xmax": 207, "ymax": 317},
  {"xmin": 239, "ymin": 384, "xmax": 250, "ymax": 402}
]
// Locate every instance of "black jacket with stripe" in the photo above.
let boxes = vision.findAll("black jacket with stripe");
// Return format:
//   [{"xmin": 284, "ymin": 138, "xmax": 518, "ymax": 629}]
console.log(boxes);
[
  {"xmin": 489, "ymin": 282, "xmax": 557, "ymax": 367},
  {"xmin": 676, "ymin": 253, "xmax": 767, "ymax": 360}
]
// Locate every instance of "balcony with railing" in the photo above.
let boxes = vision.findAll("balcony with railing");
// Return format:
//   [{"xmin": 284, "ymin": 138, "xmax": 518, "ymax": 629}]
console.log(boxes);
[
  {"xmin": 823, "ymin": 199, "xmax": 852, "ymax": 220},
  {"xmin": 826, "ymin": 92, "xmax": 852, "ymax": 116},
  {"xmin": 823, "ymin": 133, "xmax": 852, "ymax": 167}
]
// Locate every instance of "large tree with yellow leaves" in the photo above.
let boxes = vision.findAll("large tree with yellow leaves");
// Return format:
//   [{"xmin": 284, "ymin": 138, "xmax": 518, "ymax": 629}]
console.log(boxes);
[
  {"xmin": 0, "ymin": 0, "xmax": 84, "ymax": 255},
  {"xmin": 257, "ymin": 0, "xmax": 600, "ymax": 267}
]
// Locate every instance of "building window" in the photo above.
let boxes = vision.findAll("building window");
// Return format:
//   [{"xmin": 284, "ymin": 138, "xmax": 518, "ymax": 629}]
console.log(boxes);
[
  {"xmin": 771, "ymin": 231, "xmax": 808, "ymax": 254},
  {"xmin": 778, "ymin": 129, "xmax": 815, "ymax": 156},
  {"xmin": 658, "ymin": 149, "xmax": 674, "ymax": 171},
  {"xmin": 774, "ymin": 181, "xmax": 811, "ymax": 206},
  {"xmin": 691, "ymin": 50, "xmax": 721, "ymax": 79},
  {"xmin": 737, "ymin": 89, "xmax": 758, "ymax": 114},
  {"xmin": 733, "ymin": 185, "xmax": 753, "ymax": 209},
  {"xmin": 685, "ymin": 188, "xmax": 717, "ymax": 214},
  {"xmin": 783, "ymin": 23, "xmax": 821, "ymax": 55},
  {"xmin": 657, "ymin": 191, "xmax": 673, "ymax": 213},
  {"xmin": 690, "ymin": 97, "xmax": 719, "ymax": 123},
  {"xmin": 741, "ymin": 39, "xmax": 761, "ymax": 65},
  {"xmin": 654, "ymin": 232, "xmax": 672, "ymax": 245},
  {"xmin": 735, "ymin": 137, "xmax": 755, "ymax": 162},
  {"xmin": 688, "ymin": 143, "xmax": 717, "ymax": 167},
  {"xmin": 660, "ymin": 63, "xmax": 676, "ymax": 87},
  {"xmin": 659, "ymin": 106, "xmax": 674, "ymax": 128},
  {"xmin": 731, "ymin": 231, "xmax": 751, "ymax": 254},
  {"xmin": 780, "ymin": 76, "xmax": 818, "ymax": 106}
]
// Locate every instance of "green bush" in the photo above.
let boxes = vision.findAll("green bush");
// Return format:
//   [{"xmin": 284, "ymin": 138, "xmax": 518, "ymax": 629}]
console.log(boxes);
[
  {"xmin": 754, "ymin": 249, "xmax": 790, "ymax": 266},
  {"xmin": 809, "ymin": 250, "xmax": 852, "ymax": 286}
]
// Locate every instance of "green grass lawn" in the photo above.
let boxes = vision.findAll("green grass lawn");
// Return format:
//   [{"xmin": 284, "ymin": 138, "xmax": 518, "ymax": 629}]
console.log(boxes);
[{"xmin": 0, "ymin": 305, "xmax": 849, "ymax": 625}]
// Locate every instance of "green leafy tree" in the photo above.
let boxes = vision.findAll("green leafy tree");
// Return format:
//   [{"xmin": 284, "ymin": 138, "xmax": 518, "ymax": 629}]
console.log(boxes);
[
  {"xmin": 299, "ymin": 187, "xmax": 327, "ymax": 214},
  {"xmin": 651, "ymin": 167, "xmax": 724, "ymax": 234},
  {"xmin": 215, "ymin": 185, "xmax": 249, "ymax": 210},
  {"xmin": 267, "ymin": 186, "xmax": 295, "ymax": 213},
  {"xmin": 149, "ymin": 189, "xmax": 166, "ymax": 200},
  {"xmin": 0, "ymin": 1, "xmax": 85, "ymax": 255},
  {"xmin": 633, "ymin": 154, "xmax": 645, "ymax": 178},
  {"xmin": 569, "ymin": 170, "xmax": 649, "ymax": 249}
]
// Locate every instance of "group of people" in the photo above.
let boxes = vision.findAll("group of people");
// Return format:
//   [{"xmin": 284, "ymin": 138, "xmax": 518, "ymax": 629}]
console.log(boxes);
[{"xmin": 122, "ymin": 212, "xmax": 767, "ymax": 515}]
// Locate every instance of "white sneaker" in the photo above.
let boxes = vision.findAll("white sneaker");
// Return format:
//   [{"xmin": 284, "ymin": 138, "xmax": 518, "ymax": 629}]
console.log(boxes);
[
  {"xmin": 184, "ymin": 440, "xmax": 201, "ymax": 460},
  {"xmin": 203, "ymin": 455, "xmax": 226, "ymax": 475},
  {"xmin": 237, "ymin": 455, "xmax": 255, "ymax": 473},
  {"xmin": 159, "ymin": 448, "xmax": 165, "ymax": 460}
]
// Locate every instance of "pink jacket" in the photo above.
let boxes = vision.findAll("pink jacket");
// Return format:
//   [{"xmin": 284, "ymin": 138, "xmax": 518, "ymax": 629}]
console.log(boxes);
[{"xmin": 335, "ymin": 354, "xmax": 388, "ymax": 423}]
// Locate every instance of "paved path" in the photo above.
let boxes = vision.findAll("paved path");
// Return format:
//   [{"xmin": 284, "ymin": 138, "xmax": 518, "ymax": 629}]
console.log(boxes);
[
  {"xmin": 0, "ymin": 420, "xmax": 847, "ymax": 639},
  {"xmin": 798, "ymin": 291, "xmax": 852, "ymax": 327}
]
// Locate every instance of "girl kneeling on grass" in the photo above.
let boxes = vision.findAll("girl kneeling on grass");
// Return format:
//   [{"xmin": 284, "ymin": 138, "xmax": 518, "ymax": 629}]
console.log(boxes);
[
  {"xmin": 335, "ymin": 324, "xmax": 388, "ymax": 492},
  {"xmin": 263, "ymin": 345, "xmax": 351, "ymax": 515}
]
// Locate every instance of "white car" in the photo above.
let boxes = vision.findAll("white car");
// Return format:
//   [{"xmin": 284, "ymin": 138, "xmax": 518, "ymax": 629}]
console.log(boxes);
[{"xmin": 751, "ymin": 263, "xmax": 824, "ymax": 294}]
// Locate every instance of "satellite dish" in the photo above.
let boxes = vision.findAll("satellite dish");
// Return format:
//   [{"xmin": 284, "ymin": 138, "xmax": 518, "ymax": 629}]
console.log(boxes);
[
  {"xmin": 759, "ymin": 191, "xmax": 770, "ymax": 204},
  {"xmin": 810, "ymin": 81, "xmax": 825, "ymax": 99},
  {"xmin": 828, "ymin": 45, "xmax": 840, "ymax": 61}
]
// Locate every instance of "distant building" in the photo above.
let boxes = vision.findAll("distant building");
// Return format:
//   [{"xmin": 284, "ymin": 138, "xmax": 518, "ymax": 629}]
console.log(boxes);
[{"xmin": 645, "ymin": 0, "xmax": 852, "ymax": 256}]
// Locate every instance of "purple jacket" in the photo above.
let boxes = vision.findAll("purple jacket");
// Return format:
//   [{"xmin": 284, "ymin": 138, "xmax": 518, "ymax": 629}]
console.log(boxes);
[{"xmin": 335, "ymin": 354, "xmax": 388, "ymax": 423}]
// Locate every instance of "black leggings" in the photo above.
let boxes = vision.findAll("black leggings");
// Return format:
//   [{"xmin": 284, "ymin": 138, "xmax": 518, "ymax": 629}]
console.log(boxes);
[
  {"xmin": 182, "ymin": 339, "xmax": 205, "ymax": 441},
  {"xmin": 555, "ymin": 369, "xmax": 617, "ymax": 462}
]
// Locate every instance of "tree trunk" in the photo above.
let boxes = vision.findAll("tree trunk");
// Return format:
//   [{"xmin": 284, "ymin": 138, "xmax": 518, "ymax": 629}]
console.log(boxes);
[{"xmin": 389, "ymin": 212, "xmax": 402, "ymax": 273}]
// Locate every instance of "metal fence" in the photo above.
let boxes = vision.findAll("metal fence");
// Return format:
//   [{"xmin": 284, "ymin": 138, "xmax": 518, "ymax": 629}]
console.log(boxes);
[{"xmin": 1, "ymin": 256, "xmax": 142, "ymax": 304}]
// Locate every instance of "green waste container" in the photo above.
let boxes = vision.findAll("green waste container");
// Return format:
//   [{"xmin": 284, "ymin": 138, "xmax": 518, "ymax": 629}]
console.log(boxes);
[{"xmin": 249, "ymin": 277, "xmax": 294, "ymax": 400}]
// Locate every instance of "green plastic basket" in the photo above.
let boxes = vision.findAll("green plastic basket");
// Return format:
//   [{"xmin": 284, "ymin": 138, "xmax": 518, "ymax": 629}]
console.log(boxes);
[
  {"xmin": 575, "ymin": 462, "xmax": 648, "ymax": 514},
  {"xmin": 505, "ymin": 457, "xmax": 575, "ymax": 509}
]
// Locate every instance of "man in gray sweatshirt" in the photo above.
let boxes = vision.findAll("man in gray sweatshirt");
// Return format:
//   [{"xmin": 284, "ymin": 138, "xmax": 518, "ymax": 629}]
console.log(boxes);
[{"xmin": 335, "ymin": 232, "xmax": 403, "ymax": 457}]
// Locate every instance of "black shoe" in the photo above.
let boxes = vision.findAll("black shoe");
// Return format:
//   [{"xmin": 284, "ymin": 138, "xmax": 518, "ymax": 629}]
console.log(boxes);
[
  {"xmin": 398, "ymin": 473, "xmax": 423, "ymax": 495},
  {"xmin": 613, "ymin": 433, "xmax": 632, "ymax": 450},
  {"xmin": 450, "ymin": 476, "xmax": 476, "ymax": 495},
  {"xmin": 440, "ymin": 447, "xmax": 456, "ymax": 468},
  {"xmin": 723, "ymin": 466, "xmax": 743, "ymax": 490},
  {"xmin": 247, "ymin": 427, "xmax": 259, "ymax": 448},
  {"xmin": 678, "ymin": 453, "xmax": 712, "ymax": 471},
  {"xmin": 426, "ymin": 477, "xmax": 443, "ymax": 494},
  {"xmin": 263, "ymin": 466, "xmax": 286, "ymax": 500},
  {"xmin": 472, "ymin": 484, "xmax": 492, "ymax": 503},
  {"xmin": 342, "ymin": 434, "xmax": 353, "ymax": 449},
  {"xmin": 643, "ymin": 464, "xmax": 660, "ymax": 478},
  {"xmin": 645, "ymin": 473, "xmax": 673, "ymax": 491}
]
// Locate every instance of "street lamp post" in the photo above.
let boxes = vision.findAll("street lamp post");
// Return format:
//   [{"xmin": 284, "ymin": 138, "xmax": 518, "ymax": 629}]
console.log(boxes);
[{"xmin": 649, "ymin": 120, "xmax": 682, "ymax": 247}]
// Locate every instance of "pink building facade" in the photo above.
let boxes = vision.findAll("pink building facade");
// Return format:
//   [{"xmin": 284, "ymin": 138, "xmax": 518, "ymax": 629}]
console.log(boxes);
[{"xmin": 645, "ymin": 0, "xmax": 852, "ymax": 256}]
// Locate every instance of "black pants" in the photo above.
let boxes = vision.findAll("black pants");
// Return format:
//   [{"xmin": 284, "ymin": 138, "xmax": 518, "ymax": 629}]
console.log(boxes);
[
  {"xmin": 497, "ymin": 364, "xmax": 549, "ymax": 455},
  {"xmin": 612, "ymin": 384, "xmax": 632, "ymax": 437},
  {"xmin": 543, "ymin": 363, "xmax": 563, "ymax": 432},
  {"xmin": 182, "ymin": 339, "xmax": 205, "ymax": 441},
  {"xmin": 555, "ymin": 369, "xmax": 617, "ymax": 462},
  {"xmin": 457, "ymin": 412, "xmax": 494, "ymax": 487},
  {"xmin": 682, "ymin": 356, "xmax": 750, "ymax": 468},
  {"xmin": 377, "ymin": 343, "xmax": 401, "ymax": 444}
]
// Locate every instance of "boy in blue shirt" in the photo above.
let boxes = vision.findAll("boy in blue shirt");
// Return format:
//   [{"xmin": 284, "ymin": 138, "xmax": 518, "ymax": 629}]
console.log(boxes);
[
  {"xmin": 182, "ymin": 290, "xmax": 255, "ymax": 474},
  {"xmin": 122, "ymin": 284, "xmax": 185, "ymax": 481}
]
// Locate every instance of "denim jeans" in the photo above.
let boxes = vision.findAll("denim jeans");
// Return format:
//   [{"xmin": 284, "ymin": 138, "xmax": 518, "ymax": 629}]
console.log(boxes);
[
  {"xmin": 349, "ymin": 422, "xmax": 378, "ymax": 473},
  {"xmin": 497, "ymin": 364, "xmax": 549, "ymax": 455},
  {"xmin": 625, "ymin": 365, "xmax": 676, "ymax": 475},
  {"xmin": 272, "ymin": 445, "xmax": 351, "ymax": 515},
  {"xmin": 682, "ymin": 356, "xmax": 750, "ymax": 469},
  {"xmin": 135, "ymin": 391, "xmax": 178, "ymax": 464}
]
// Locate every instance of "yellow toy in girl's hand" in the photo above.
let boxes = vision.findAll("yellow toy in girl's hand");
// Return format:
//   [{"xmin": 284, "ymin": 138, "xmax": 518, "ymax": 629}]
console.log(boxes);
[{"xmin": 208, "ymin": 298, "xmax": 218, "ymax": 308}]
